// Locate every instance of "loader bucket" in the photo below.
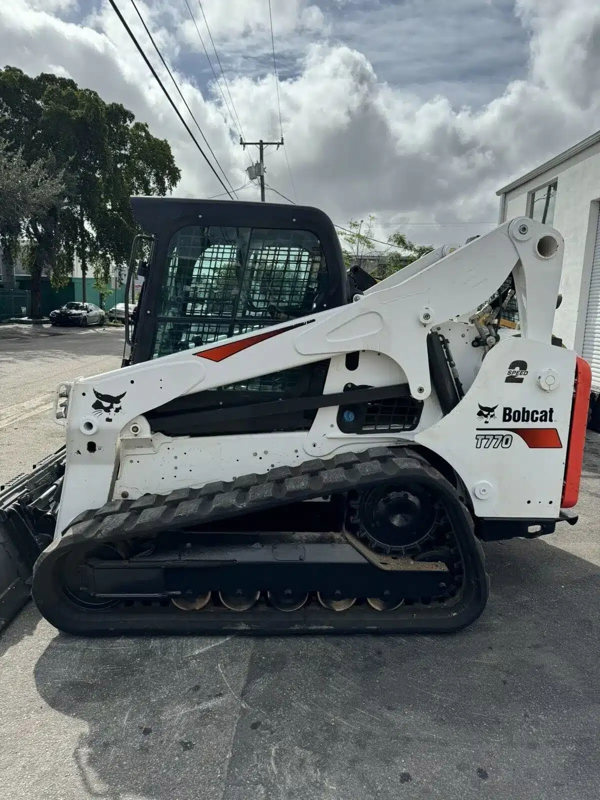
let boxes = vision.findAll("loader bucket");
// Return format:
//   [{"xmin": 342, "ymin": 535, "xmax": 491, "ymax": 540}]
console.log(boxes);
[
  {"xmin": 0, "ymin": 450, "xmax": 65, "ymax": 632},
  {"xmin": 0, "ymin": 516, "xmax": 38, "ymax": 631}
]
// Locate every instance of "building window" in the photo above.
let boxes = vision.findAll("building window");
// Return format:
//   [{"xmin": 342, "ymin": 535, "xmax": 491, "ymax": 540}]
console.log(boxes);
[{"xmin": 528, "ymin": 181, "xmax": 557, "ymax": 225}]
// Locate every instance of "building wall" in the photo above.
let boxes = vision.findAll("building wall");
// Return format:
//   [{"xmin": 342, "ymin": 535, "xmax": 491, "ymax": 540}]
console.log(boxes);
[{"xmin": 500, "ymin": 140, "xmax": 600, "ymax": 350}]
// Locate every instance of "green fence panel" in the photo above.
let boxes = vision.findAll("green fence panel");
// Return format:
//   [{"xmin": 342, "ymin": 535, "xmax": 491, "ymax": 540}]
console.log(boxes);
[
  {"xmin": 12, "ymin": 277, "xmax": 127, "ymax": 316},
  {"xmin": 0, "ymin": 289, "xmax": 30, "ymax": 320},
  {"xmin": 71, "ymin": 278, "xmax": 127, "ymax": 308},
  {"xmin": 15, "ymin": 277, "xmax": 74, "ymax": 316}
]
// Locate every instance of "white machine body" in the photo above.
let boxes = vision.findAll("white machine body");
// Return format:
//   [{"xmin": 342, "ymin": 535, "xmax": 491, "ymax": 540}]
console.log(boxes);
[{"xmin": 54, "ymin": 218, "xmax": 576, "ymax": 535}]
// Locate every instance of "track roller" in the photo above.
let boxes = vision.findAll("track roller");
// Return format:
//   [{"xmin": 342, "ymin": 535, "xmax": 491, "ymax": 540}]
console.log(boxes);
[
  {"xmin": 267, "ymin": 589, "xmax": 309, "ymax": 612},
  {"xmin": 172, "ymin": 592, "xmax": 211, "ymax": 611},
  {"xmin": 367, "ymin": 594, "xmax": 405, "ymax": 611},
  {"xmin": 219, "ymin": 589, "xmax": 260, "ymax": 611},
  {"xmin": 317, "ymin": 591, "xmax": 356, "ymax": 611}
]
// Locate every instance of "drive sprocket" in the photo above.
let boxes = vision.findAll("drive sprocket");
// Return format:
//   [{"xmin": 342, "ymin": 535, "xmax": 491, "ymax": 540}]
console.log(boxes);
[{"xmin": 347, "ymin": 481, "xmax": 444, "ymax": 556}]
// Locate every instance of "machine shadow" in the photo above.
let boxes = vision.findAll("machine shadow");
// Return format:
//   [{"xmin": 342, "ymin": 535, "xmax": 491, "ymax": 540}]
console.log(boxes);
[{"xmin": 32, "ymin": 537, "xmax": 600, "ymax": 800}]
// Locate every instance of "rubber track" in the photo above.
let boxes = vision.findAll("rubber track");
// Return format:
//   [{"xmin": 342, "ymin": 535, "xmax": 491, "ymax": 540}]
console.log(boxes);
[{"xmin": 32, "ymin": 448, "xmax": 489, "ymax": 635}]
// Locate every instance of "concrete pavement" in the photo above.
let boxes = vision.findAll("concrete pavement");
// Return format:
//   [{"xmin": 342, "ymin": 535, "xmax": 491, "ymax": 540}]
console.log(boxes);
[
  {"xmin": 1, "ymin": 530, "xmax": 599, "ymax": 800},
  {"xmin": 0, "ymin": 324, "xmax": 598, "ymax": 800},
  {"xmin": 0, "ymin": 324, "xmax": 122, "ymax": 484}
]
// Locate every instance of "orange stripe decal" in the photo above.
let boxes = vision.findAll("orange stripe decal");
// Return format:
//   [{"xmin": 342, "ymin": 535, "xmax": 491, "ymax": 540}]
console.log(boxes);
[
  {"xmin": 510, "ymin": 428, "xmax": 562, "ymax": 448},
  {"xmin": 194, "ymin": 321, "xmax": 312, "ymax": 362}
]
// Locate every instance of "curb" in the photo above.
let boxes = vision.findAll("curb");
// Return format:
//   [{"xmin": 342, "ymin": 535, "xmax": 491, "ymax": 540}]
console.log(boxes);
[{"xmin": 7, "ymin": 317, "xmax": 50, "ymax": 325}]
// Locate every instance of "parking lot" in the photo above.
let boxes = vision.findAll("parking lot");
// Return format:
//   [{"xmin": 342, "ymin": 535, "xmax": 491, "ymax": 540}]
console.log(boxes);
[
  {"xmin": 0, "ymin": 325, "xmax": 599, "ymax": 800},
  {"xmin": 0, "ymin": 324, "xmax": 123, "ymax": 483}
]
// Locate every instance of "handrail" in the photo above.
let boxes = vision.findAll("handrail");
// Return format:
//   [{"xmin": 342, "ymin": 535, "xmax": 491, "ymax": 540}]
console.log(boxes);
[{"xmin": 124, "ymin": 234, "xmax": 153, "ymax": 347}]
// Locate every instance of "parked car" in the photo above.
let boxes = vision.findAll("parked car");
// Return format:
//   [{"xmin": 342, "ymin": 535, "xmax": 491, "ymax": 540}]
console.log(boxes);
[
  {"xmin": 49, "ymin": 302, "xmax": 106, "ymax": 327},
  {"xmin": 107, "ymin": 302, "xmax": 135, "ymax": 322}
]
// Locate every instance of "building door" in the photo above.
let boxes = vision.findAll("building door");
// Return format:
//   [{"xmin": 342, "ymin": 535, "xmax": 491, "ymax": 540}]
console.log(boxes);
[{"xmin": 582, "ymin": 208, "xmax": 600, "ymax": 391}]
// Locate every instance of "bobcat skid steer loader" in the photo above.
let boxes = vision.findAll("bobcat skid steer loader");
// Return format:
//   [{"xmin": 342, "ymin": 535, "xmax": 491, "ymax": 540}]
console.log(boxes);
[{"xmin": 0, "ymin": 198, "xmax": 591, "ymax": 635}]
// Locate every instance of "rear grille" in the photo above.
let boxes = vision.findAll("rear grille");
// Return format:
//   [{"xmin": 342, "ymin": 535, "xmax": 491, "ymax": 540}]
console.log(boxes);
[{"xmin": 337, "ymin": 394, "xmax": 423, "ymax": 434}]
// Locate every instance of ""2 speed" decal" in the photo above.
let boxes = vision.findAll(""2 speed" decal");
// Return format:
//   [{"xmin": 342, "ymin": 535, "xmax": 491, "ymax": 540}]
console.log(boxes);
[{"xmin": 505, "ymin": 360, "xmax": 528, "ymax": 383}]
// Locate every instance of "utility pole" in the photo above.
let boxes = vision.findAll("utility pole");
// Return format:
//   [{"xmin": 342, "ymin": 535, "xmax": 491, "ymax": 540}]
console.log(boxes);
[{"xmin": 240, "ymin": 138, "xmax": 283, "ymax": 202}]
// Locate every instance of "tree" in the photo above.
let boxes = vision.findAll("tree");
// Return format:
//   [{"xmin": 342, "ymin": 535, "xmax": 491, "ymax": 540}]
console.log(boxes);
[
  {"xmin": 338, "ymin": 216, "xmax": 377, "ymax": 269},
  {"xmin": 380, "ymin": 231, "xmax": 433, "ymax": 279},
  {"xmin": 337, "ymin": 213, "xmax": 433, "ymax": 280},
  {"xmin": 0, "ymin": 67, "xmax": 181, "ymax": 316},
  {"xmin": 0, "ymin": 140, "xmax": 64, "ymax": 289},
  {"xmin": 386, "ymin": 231, "xmax": 433, "ymax": 261}
]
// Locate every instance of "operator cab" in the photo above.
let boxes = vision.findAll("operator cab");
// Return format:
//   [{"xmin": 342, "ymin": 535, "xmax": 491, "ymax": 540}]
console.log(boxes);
[
  {"xmin": 124, "ymin": 198, "xmax": 350, "ymax": 436},
  {"xmin": 127, "ymin": 197, "xmax": 348, "ymax": 365}
]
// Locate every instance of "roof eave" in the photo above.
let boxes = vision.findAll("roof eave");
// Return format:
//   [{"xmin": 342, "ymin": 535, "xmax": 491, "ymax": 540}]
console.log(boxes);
[{"xmin": 496, "ymin": 129, "xmax": 600, "ymax": 196}]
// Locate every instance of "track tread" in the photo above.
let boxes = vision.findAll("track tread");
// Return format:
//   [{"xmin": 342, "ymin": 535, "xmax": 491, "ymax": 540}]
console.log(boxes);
[
  {"xmin": 32, "ymin": 447, "xmax": 489, "ymax": 635},
  {"xmin": 62, "ymin": 448, "xmax": 407, "ymax": 545}
]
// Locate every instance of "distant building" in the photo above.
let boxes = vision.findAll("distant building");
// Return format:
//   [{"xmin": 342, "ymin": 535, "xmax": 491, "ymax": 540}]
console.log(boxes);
[
  {"xmin": 0, "ymin": 249, "xmax": 126, "ymax": 317},
  {"xmin": 497, "ymin": 130, "xmax": 600, "ymax": 390}
]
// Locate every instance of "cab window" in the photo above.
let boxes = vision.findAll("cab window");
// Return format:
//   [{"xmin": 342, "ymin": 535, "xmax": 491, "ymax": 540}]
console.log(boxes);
[{"xmin": 153, "ymin": 225, "xmax": 327, "ymax": 358}]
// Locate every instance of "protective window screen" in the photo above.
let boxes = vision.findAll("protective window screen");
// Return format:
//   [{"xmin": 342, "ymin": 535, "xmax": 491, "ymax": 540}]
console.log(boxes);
[{"xmin": 153, "ymin": 225, "xmax": 326, "ymax": 358}]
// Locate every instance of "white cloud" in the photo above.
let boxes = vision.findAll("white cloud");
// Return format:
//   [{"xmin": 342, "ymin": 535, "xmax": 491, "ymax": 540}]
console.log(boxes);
[
  {"xmin": 0, "ymin": 0, "xmax": 599, "ymax": 247},
  {"xmin": 27, "ymin": 0, "xmax": 76, "ymax": 10},
  {"xmin": 518, "ymin": 0, "xmax": 600, "ymax": 109},
  {"xmin": 183, "ymin": 0, "xmax": 326, "ymax": 41}
]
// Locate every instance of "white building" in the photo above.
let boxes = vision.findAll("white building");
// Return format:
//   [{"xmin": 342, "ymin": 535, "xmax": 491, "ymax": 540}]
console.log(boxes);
[{"xmin": 497, "ymin": 130, "xmax": 600, "ymax": 390}]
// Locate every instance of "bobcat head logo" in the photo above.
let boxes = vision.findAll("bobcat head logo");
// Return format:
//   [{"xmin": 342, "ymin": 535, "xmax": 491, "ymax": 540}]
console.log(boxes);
[
  {"xmin": 477, "ymin": 403, "xmax": 498, "ymax": 424},
  {"xmin": 92, "ymin": 389, "xmax": 126, "ymax": 422}
]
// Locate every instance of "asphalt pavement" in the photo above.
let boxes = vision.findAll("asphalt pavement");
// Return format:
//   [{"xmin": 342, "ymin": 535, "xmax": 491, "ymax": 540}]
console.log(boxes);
[
  {"xmin": 0, "ymin": 325, "xmax": 598, "ymax": 800},
  {"xmin": 0, "ymin": 323, "xmax": 123, "ymax": 484}
]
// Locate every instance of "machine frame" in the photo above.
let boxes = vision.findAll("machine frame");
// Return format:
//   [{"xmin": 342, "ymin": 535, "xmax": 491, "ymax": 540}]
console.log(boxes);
[{"xmin": 53, "ymin": 213, "xmax": 580, "ymax": 540}]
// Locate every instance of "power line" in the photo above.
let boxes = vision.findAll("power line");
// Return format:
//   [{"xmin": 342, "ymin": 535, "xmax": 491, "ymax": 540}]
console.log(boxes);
[
  {"xmin": 208, "ymin": 181, "xmax": 253, "ymax": 199},
  {"xmin": 334, "ymin": 224, "xmax": 425, "ymax": 251},
  {"xmin": 183, "ymin": 0, "xmax": 242, "ymax": 143},
  {"xmin": 267, "ymin": 0, "xmax": 297, "ymax": 202},
  {"xmin": 108, "ymin": 0, "xmax": 234, "ymax": 198},
  {"xmin": 197, "ymin": 0, "xmax": 246, "ymax": 141},
  {"xmin": 375, "ymin": 220, "xmax": 496, "ymax": 227},
  {"xmin": 267, "ymin": 0, "xmax": 284, "ymax": 139},
  {"xmin": 282, "ymin": 146, "xmax": 297, "ymax": 202},
  {"xmin": 265, "ymin": 184, "xmax": 448, "ymax": 251},
  {"xmin": 128, "ymin": 0, "xmax": 237, "ymax": 197},
  {"xmin": 265, "ymin": 183, "xmax": 295, "ymax": 204}
]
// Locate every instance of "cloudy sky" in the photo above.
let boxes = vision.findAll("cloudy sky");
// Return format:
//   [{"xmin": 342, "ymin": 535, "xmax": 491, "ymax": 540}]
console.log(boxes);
[{"xmin": 2, "ymin": 0, "xmax": 600, "ymax": 247}]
